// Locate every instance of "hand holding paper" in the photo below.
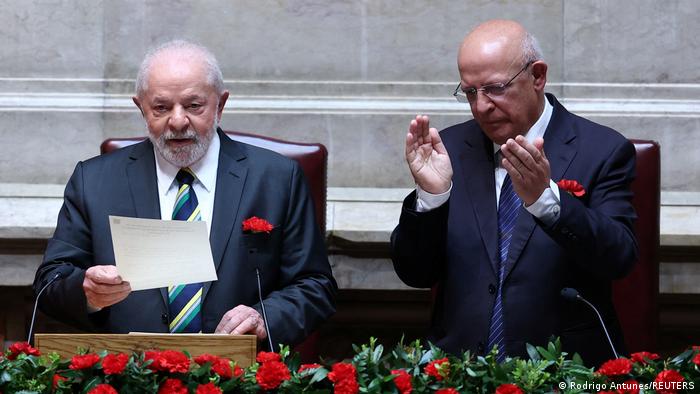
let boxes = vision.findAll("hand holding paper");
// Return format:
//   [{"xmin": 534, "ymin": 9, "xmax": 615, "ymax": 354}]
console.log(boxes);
[{"xmin": 83, "ymin": 265, "xmax": 131, "ymax": 309}]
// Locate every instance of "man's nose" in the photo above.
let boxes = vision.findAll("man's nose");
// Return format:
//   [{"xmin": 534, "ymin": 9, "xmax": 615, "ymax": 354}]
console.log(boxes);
[
  {"xmin": 471, "ymin": 90, "xmax": 495, "ymax": 116},
  {"xmin": 168, "ymin": 106, "xmax": 190, "ymax": 132}
]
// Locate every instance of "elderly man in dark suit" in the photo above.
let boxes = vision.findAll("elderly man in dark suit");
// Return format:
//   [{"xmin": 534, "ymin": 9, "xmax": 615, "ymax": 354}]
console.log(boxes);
[
  {"xmin": 34, "ymin": 40, "xmax": 336, "ymax": 348},
  {"xmin": 391, "ymin": 20, "xmax": 637, "ymax": 366}
]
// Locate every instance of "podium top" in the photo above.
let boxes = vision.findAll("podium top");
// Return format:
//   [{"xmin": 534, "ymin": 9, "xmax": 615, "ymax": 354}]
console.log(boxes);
[{"xmin": 34, "ymin": 333, "xmax": 257, "ymax": 367}]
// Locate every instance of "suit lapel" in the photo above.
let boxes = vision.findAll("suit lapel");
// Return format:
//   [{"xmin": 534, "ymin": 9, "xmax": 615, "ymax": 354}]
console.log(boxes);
[
  {"xmin": 458, "ymin": 129, "xmax": 500, "ymax": 275},
  {"xmin": 125, "ymin": 140, "xmax": 169, "ymax": 306},
  {"xmin": 502, "ymin": 207, "xmax": 536, "ymax": 281},
  {"xmin": 126, "ymin": 140, "xmax": 161, "ymax": 220},
  {"xmin": 544, "ymin": 95, "xmax": 578, "ymax": 183},
  {"xmin": 202, "ymin": 130, "xmax": 248, "ymax": 301},
  {"xmin": 503, "ymin": 94, "xmax": 577, "ymax": 281}
]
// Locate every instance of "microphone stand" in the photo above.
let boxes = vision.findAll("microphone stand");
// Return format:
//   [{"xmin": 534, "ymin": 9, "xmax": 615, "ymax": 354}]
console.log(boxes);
[{"xmin": 255, "ymin": 268, "xmax": 275, "ymax": 352}]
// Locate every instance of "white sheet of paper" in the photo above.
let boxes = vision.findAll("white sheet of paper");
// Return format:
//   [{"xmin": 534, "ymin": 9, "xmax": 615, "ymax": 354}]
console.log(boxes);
[{"xmin": 109, "ymin": 215, "xmax": 218, "ymax": 291}]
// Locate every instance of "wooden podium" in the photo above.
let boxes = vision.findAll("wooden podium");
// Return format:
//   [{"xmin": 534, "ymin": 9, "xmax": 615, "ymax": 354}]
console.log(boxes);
[{"xmin": 34, "ymin": 333, "xmax": 257, "ymax": 367}]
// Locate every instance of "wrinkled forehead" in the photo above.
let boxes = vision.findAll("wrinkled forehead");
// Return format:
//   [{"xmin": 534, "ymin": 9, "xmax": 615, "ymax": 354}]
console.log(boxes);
[{"xmin": 144, "ymin": 56, "xmax": 213, "ymax": 93}]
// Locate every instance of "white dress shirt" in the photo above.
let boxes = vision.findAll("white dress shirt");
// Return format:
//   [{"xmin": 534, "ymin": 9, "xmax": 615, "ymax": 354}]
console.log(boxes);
[
  {"xmin": 154, "ymin": 133, "xmax": 220, "ymax": 233},
  {"xmin": 416, "ymin": 97, "xmax": 561, "ymax": 225}
]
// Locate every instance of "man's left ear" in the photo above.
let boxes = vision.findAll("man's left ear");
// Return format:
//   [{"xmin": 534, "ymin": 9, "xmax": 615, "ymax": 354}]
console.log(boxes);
[
  {"xmin": 531, "ymin": 61, "xmax": 547, "ymax": 91},
  {"xmin": 217, "ymin": 91, "xmax": 230, "ymax": 118}
]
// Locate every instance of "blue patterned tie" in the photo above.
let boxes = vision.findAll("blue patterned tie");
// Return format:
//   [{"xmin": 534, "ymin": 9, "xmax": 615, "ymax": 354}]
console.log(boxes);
[
  {"xmin": 487, "ymin": 173, "xmax": 521, "ymax": 362},
  {"xmin": 168, "ymin": 168, "xmax": 203, "ymax": 333}
]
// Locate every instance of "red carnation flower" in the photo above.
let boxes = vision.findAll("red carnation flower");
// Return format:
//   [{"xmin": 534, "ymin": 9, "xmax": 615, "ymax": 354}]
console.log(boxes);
[
  {"xmin": 299, "ymin": 363, "xmax": 323, "ymax": 373},
  {"xmin": 69, "ymin": 353, "xmax": 101, "ymax": 370},
  {"xmin": 424, "ymin": 357, "xmax": 450, "ymax": 381},
  {"xmin": 256, "ymin": 351, "xmax": 282, "ymax": 363},
  {"xmin": 391, "ymin": 369, "xmax": 413, "ymax": 394},
  {"xmin": 557, "ymin": 179, "xmax": 586, "ymax": 197},
  {"xmin": 194, "ymin": 354, "xmax": 233, "ymax": 378},
  {"xmin": 596, "ymin": 358, "xmax": 632, "ymax": 376},
  {"xmin": 617, "ymin": 380, "xmax": 640, "ymax": 394},
  {"xmin": 654, "ymin": 370, "xmax": 685, "ymax": 394},
  {"xmin": 256, "ymin": 360, "xmax": 291, "ymax": 390},
  {"xmin": 195, "ymin": 382, "xmax": 223, "ymax": 394},
  {"xmin": 495, "ymin": 383, "xmax": 524, "ymax": 394},
  {"xmin": 630, "ymin": 351, "xmax": 660, "ymax": 365},
  {"xmin": 158, "ymin": 350, "xmax": 191, "ymax": 373},
  {"xmin": 435, "ymin": 389, "xmax": 459, "ymax": 394},
  {"xmin": 145, "ymin": 350, "xmax": 162, "ymax": 370},
  {"xmin": 233, "ymin": 364, "xmax": 244, "ymax": 378},
  {"xmin": 194, "ymin": 353, "xmax": 218, "ymax": 365},
  {"xmin": 242, "ymin": 216, "xmax": 274, "ymax": 233},
  {"xmin": 88, "ymin": 384, "xmax": 118, "ymax": 394},
  {"xmin": 145, "ymin": 350, "xmax": 161, "ymax": 358},
  {"xmin": 328, "ymin": 362, "xmax": 359, "ymax": 394},
  {"xmin": 7, "ymin": 342, "xmax": 41, "ymax": 360},
  {"xmin": 212, "ymin": 358, "xmax": 233, "ymax": 379},
  {"xmin": 52, "ymin": 374, "xmax": 68, "ymax": 390},
  {"xmin": 158, "ymin": 378, "xmax": 188, "ymax": 394},
  {"xmin": 692, "ymin": 352, "xmax": 700, "ymax": 366},
  {"xmin": 102, "ymin": 353, "xmax": 129, "ymax": 375}
]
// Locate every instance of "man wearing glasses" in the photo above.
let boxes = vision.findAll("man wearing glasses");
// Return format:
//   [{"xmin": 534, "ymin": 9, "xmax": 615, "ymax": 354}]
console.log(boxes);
[{"xmin": 391, "ymin": 19, "xmax": 637, "ymax": 367}]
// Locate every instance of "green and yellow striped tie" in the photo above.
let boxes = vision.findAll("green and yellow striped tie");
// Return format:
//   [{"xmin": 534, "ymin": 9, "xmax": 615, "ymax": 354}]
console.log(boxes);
[{"xmin": 168, "ymin": 168, "xmax": 203, "ymax": 333}]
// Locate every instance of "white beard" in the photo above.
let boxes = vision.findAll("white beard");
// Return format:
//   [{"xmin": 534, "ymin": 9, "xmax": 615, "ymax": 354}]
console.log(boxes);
[{"xmin": 149, "ymin": 123, "xmax": 216, "ymax": 168}]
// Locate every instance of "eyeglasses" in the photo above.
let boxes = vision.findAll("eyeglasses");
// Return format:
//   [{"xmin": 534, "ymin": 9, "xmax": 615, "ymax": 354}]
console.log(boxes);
[{"xmin": 453, "ymin": 61, "xmax": 533, "ymax": 103}]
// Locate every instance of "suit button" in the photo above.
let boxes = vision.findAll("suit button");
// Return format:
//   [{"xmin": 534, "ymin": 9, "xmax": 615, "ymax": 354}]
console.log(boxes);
[
  {"xmin": 561, "ymin": 227, "xmax": 569, "ymax": 235},
  {"xmin": 477, "ymin": 342, "xmax": 485, "ymax": 354},
  {"xmin": 488, "ymin": 284, "xmax": 496, "ymax": 294},
  {"xmin": 161, "ymin": 313, "xmax": 169, "ymax": 324}
]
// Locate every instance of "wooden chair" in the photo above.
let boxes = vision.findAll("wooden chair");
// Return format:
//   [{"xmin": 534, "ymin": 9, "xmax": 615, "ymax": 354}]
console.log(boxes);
[{"xmin": 612, "ymin": 139, "xmax": 660, "ymax": 353}]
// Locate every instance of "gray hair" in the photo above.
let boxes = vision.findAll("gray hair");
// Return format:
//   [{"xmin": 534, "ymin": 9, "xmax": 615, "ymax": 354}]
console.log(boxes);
[
  {"xmin": 521, "ymin": 31, "xmax": 544, "ymax": 64},
  {"xmin": 135, "ymin": 40, "xmax": 224, "ymax": 96}
]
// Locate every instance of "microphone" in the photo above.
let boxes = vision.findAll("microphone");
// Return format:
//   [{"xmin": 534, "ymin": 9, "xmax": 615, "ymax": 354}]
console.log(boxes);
[
  {"xmin": 28, "ymin": 265, "xmax": 73, "ymax": 344},
  {"xmin": 255, "ymin": 268, "xmax": 275, "ymax": 352},
  {"xmin": 560, "ymin": 287, "xmax": 619, "ymax": 359},
  {"xmin": 246, "ymin": 241, "xmax": 274, "ymax": 351}
]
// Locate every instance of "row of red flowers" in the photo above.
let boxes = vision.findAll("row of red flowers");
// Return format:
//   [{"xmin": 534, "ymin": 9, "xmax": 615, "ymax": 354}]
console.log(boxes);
[{"xmin": 2, "ymin": 338, "xmax": 699, "ymax": 393}]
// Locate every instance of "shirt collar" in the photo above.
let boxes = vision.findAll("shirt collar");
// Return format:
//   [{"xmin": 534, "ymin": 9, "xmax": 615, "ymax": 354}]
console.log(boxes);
[
  {"xmin": 154, "ymin": 131, "xmax": 220, "ymax": 195},
  {"xmin": 492, "ymin": 95, "xmax": 554, "ymax": 155}
]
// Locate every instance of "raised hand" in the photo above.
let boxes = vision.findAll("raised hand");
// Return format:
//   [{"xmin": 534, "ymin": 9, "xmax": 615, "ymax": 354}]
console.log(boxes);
[
  {"xmin": 500, "ymin": 136, "xmax": 551, "ymax": 206},
  {"xmin": 405, "ymin": 115, "xmax": 453, "ymax": 194}
]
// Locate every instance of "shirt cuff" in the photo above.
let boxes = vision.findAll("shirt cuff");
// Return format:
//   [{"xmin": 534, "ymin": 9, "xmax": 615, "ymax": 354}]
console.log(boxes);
[
  {"xmin": 415, "ymin": 182, "xmax": 453, "ymax": 212},
  {"xmin": 524, "ymin": 180, "xmax": 561, "ymax": 226}
]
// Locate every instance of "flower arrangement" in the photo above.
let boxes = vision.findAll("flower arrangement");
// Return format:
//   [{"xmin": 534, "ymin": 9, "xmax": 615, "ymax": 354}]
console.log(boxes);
[{"xmin": 1, "ymin": 339, "xmax": 698, "ymax": 393}]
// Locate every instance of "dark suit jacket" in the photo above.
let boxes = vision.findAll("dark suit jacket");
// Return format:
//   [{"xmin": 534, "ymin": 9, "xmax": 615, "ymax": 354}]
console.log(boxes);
[
  {"xmin": 34, "ymin": 128, "xmax": 337, "ymax": 348},
  {"xmin": 391, "ymin": 94, "xmax": 638, "ymax": 367}
]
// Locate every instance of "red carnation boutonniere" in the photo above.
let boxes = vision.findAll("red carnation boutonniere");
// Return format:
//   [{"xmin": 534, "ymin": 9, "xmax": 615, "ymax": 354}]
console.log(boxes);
[
  {"xmin": 556, "ymin": 179, "xmax": 586, "ymax": 197},
  {"xmin": 242, "ymin": 216, "xmax": 275, "ymax": 234}
]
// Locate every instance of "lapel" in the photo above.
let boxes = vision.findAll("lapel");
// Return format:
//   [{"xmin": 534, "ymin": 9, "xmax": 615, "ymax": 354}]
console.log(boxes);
[
  {"xmin": 126, "ymin": 140, "xmax": 161, "ymax": 220},
  {"xmin": 458, "ymin": 128, "xmax": 500, "ymax": 275},
  {"xmin": 125, "ymin": 140, "xmax": 169, "ymax": 306},
  {"xmin": 543, "ymin": 94, "xmax": 578, "ymax": 184},
  {"xmin": 503, "ymin": 94, "xmax": 578, "ymax": 281},
  {"xmin": 202, "ymin": 129, "xmax": 248, "ymax": 301}
]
